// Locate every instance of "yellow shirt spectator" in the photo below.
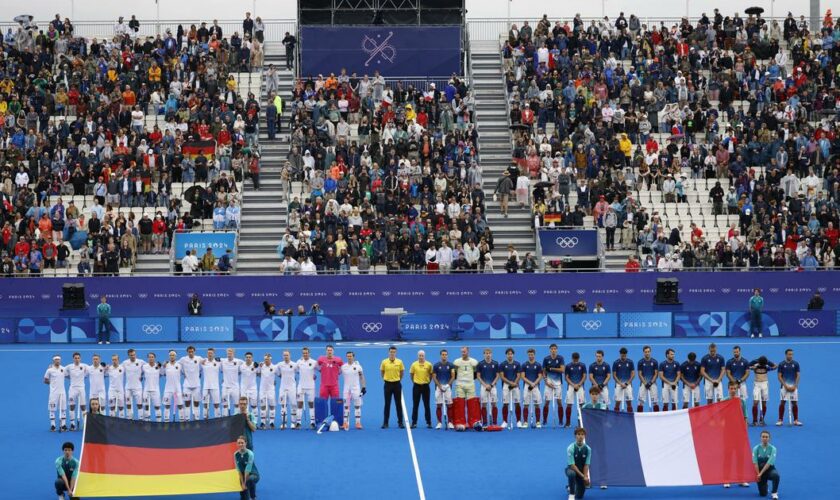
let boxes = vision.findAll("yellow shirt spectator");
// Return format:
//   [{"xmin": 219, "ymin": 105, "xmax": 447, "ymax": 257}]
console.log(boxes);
[
  {"xmin": 148, "ymin": 65, "xmax": 161, "ymax": 83},
  {"xmin": 409, "ymin": 360, "xmax": 433, "ymax": 384}
]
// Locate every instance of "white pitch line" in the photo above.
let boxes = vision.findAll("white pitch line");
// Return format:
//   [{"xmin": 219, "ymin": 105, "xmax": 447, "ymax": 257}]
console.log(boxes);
[{"xmin": 400, "ymin": 392, "xmax": 426, "ymax": 500}]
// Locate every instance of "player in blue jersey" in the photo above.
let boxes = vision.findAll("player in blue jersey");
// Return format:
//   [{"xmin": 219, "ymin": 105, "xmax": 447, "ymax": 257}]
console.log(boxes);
[
  {"xmin": 432, "ymin": 350, "xmax": 455, "ymax": 429},
  {"xmin": 477, "ymin": 348, "xmax": 500, "ymax": 426},
  {"xmin": 726, "ymin": 345, "xmax": 751, "ymax": 402},
  {"xmin": 680, "ymin": 352, "xmax": 701, "ymax": 408},
  {"xmin": 542, "ymin": 344, "xmax": 565, "ymax": 426},
  {"xmin": 520, "ymin": 349, "xmax": 543, "ymax": 428},
  {"xmin": 636, "ymin": 346, "xmax": 660, "ymax": 412},
  {"xmin": 749, "ymin": 356, "xmax": 777, "ymax": 426},
  {"xmin": 700, "ymin": 343, "xmax": 726, "ymax": 404},
  {"xmin": 588, "ymin": 350, "xmax": 611, "ymax": 407},
  {"xmin": 777, "ymin": 349, "xmax": 802, "ymax": 426},
  {"xmin": 612, "ymin": 347, "xmax": 635, "ymax": 412},
  {"xmin": 659, "ymin": 348, "xmax": 681, "ymax": 411},
  {"xmin": 564, "ymin": 352, "xmax": 587, "ymax": 427},
  {"xmin": 500, "ymin": 348, "xmax": 523, "ymax": 428}
]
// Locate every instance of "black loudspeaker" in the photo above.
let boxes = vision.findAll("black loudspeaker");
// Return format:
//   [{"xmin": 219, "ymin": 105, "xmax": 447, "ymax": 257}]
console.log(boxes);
[
  {"xmin": 654, "ymin": 278, "xmax": 680, "ymax": 305},
  {"xmin": 62, "ymin": 283, "xmax": 86, "ymax": 310}
]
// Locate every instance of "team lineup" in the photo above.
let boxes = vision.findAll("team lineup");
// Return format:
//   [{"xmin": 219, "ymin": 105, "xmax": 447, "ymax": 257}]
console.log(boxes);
[{"xmin": 43, "ymin": 342, "xmax": 802, "ymax": 432}]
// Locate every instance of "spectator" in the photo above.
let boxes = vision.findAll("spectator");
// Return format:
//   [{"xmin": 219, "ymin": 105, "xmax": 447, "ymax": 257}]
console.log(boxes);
[{"xmin": 807, "ymin": 292, "xmax": 824, "ymax": 310}]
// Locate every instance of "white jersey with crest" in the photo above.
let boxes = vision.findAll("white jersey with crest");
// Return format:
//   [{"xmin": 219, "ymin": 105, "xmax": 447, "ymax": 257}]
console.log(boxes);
[
  {"xmin": 142, "ymin": 363, "xmax": 162, "ymax": 392},
  {"xmin": 122, "ymin": 359, "xmax": 146, "ymax": 390},
  {"xmin": 277, "ymin": 361, "xmax": 298, "ymax": 389},
  {"xmin": 296, "ymin": 358, "xmax": 318, "ymax": 390},
  {"xmin": 221, "ymin": 358, "xmax": 243, "ymax": 388},
  {"xmin": 65, "ymin": 363, "xmax": 89, "ymax": 388},
  {"xmin": 258, "ymin": 363, "xmax": 278, "ymax": 392},
  {"xmin": 201, "ymin": 358, "xmax": 222, "ymax": 390},
  {"xmin": 88, "ymin": 363, "xmax": 107, "ymax": 394},
  {"xmin": 44, "ymin": 365, "xmax": 66, "ymax": 393},
  {"xmin": 240, "ymin": 362, "xmax": 259, "ymax": 390},
  {"xmin": 107, "ymin": 364, "xmax": 125, "ymax": 392},
  {"xmin": 178, "ymin": 355, "xmax": 204, "ymax": 388},
  {"xmin": 163, "ymin": 361, "xmax": 183, "ymax": 393},
  {"xmin": 341, "ymin": 361, "xmax": 364, "ymax": 390}
]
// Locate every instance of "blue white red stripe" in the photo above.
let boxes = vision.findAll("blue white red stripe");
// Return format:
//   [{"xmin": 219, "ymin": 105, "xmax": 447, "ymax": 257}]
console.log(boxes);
[{"xmin": 583, "ymin": 400, "xmax": 754, "ymax": 487}]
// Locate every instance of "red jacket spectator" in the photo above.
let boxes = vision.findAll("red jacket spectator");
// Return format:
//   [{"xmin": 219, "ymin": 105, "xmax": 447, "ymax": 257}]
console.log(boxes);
[{"xmin": 625, "ymin": 257, "xmax": 641, "ymax": 272}]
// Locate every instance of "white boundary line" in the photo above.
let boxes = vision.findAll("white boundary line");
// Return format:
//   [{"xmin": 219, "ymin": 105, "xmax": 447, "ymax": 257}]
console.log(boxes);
[
  {"xmin": 5, "ymin": 339, "xmax": 840, "ymax": 353},
  {"xmin": 400, "ymin": 391, "xmax": 426, "ymax": 500}
]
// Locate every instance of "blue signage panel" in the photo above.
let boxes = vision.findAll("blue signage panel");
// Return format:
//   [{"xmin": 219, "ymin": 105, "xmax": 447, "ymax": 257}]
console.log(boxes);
[
  {"xmin": 301, "ymin": 26, "xmax": 461, "ymax": 77},
  {"xmin": 234, "ymin": 316, "xmax": 289, "ymax": 342},
  {"xmin": 510, "ymin": 313, "xmax": 564, "ymax": 339},
  {"xmin": 71, "ymin": 317, "xmax": 125, "ymax": 343},
  {"xmin": 181, "ymin": 316, "xmax": 234, "ymax": 342},
  {"xmin": 16, "ymin": 317, "xmax": 68, "ymax": 343},
  {"xmin": 290, "ymin": 315, "xmax": 344, "ymax": 342},
  {"xmin": 673, "ymin": 312, "xmax": 727, "ymax": 337},
  {"xmin": 619, "ymin": 312, "xmax": 672, "ymax": 337},
  {"xmin": 728, "ymin": 312, "xmax": 780, "ymax": 337},
  {"xmin": 565, "ymin": 313, "xmax": 618, "ymax": 338},
  {"xmin": 125, "ymin": 317, "xmax": 179, "ymax": 342},
  {"xmin": 0, "ymin": 318, "xmax": 15, "ymax": 343},
  {"xmin": 332, "ymin": 315, "xmax": 400, "ymax": 341},
  {"xmin": 774, "ymin": 310, "xmax": 836, "ymax": 337},
  {"xmin": 399, "ymin": 314, "xmax": 459, "ymax": 340},
  {"xmin": 538, "ymin": 229, "xmax": 599, "ymax": 257},
  {"xmin": 172, "ymin": 232, "xmax": 236, "ymax": 260}
]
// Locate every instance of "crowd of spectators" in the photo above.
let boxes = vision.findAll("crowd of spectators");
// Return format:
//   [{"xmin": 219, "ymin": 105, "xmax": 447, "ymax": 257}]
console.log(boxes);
[
  {"xmin": 0, "ymin": 12, "xmax": 264, "ymax": 277},
  {"xmin": 503, "ymin": 10, "xmax": 840, "ymax": 272},
  {"xmin": 275, "ymin": 70, "xmax": 502, "ymax": 274}
]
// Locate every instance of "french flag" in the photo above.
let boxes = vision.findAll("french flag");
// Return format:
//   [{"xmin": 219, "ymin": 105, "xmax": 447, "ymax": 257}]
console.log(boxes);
[{"xmin": 582, "ymin": 400, "xmax": 754, "ymax": 487}]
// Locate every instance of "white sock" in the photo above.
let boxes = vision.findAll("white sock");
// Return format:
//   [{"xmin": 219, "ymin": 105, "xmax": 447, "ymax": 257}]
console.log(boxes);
[
  {"xmin": 269, "ymin": 407, "xmax": 275, "ymax": 423},
  {"xmin": 344, "ymin": 403, "xmax": 350, "ymax": 424},
  {"xmin": 308, "ymin": 406, "xmax": 314, "ymax": 422},
  {"xmin": 355, "ymin": 406, "xmax": 361, "ymax": 421}
]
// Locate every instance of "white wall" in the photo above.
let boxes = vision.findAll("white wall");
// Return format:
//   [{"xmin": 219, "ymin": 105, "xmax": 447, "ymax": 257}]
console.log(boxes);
[{"xmin": 0, "ymin": 0, "xmax": 836, "ymax": 24}]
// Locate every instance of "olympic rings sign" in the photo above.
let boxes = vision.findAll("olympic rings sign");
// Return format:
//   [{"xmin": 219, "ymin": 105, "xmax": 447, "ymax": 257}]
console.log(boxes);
[
  {"xmin": 581, "ymin": 320, "xmax": 602, "ymax": 331},
  {"xmin": 362, "ymin": 323, "xmax": 383, "ymax": 333},
  {"xmin": 798, "ymin": 318, "xmax": 819, "ymax": 328},
  {"xmin": 142, "ymin": 324, "xmax": 163, "ymax": 335},
  {"xmin": 555, "ymin": 237, "xmax": 580, "ymax": 248}
]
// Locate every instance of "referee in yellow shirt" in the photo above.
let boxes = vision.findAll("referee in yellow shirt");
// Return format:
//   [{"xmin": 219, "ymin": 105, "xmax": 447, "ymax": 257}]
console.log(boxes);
[
  {"xmin": 409, "ymin": 350, "xmax": 433, "ymax": 429},
  {"xmin": 380, "ymin": 346, "xmax": 405, "ymax": 429}
]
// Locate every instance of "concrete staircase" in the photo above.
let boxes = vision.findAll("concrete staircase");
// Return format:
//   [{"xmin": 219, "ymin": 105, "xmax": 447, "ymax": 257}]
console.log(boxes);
[
  {"xmin": 470, "ymin": 40, "xmax": 537, "ymax": 270},
  {"xmin": 134, "ymin": 253, "xmax": 171, "ymax": 274},
  {"xmin": 236, "ymin": 43, "xmax": 295, "ymax": 273}
]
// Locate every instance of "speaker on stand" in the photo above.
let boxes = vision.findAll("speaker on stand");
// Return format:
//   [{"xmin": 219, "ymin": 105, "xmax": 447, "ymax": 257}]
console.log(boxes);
[
  {"xmin": 62, "ymin": 283, "xmax": 86, "ymax": 310},
  {"xmin": 654, "ymin": 278, "xmax": 680, "ymax": 305}
]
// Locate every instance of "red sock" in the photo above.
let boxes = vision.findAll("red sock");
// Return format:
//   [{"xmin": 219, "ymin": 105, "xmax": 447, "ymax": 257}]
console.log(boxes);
[
  {"xmin": 515, "ymin": 404, "xmax": 521, "ymax": 422},
  {"xmin": 542, "ymin": 404, "xmax": 549, "ymax": 424},
  {"xmin": 752, "ymin": 404, "xmax": 758, "ymax": 423},
  {"xmin": 436, "ymin": 405, "xmax": 442, "ymax": 423},
  {"xmin": 626, "ymin": 404, "xmax": 633, "ymax": 413},
  {"xmin": 653, "ymin": 404, "xmax": 660, "ymax": 412},
  {"xmin": 614, "ymin": 403, "xmax": 621, "ymax": 411},
  {"xmin": 682, "ymin": 403, "xmax": 688, "ymax": 409},
  {"xmin": 447, "ymin": 405, "xmax": 454, "ymax": 422},
  {"xmin": 672, "ymin": 404, "xmax": 677, "ymax": 411},
  {"xmin": 502, "ymin": 404, "xmax": 508, "ymax": 423},
  {"xmin": 492, "ymin": 406, "xmax": 498, "ymax": 425},
  {"xmin": 761, "ymin": 404, "xmax": 767, "ymax": 420},
  {"xmin": 523, "ymin": 407, "xmax": 529, "ymax": 424},
  {"xmin": 481, "ymin": 407, "xmax": 487, "ymax": 424},
  {"xmin": 778, "ymin": 403, "xmax": 785, "ymax": 421},
  {"xmin": 565, "ymin": 405, "xmax": 572, "ymax": 424},
  {"xmin": 637, "ymin": 404, "xmax": 644, "ymax": 413},
  {"xmin": 792, "ymin": 402, "xmax": 798, "ymax": 421},
  {"xmin": 557, "ymin": 404, "xmax": 563, "ymax": 425}
]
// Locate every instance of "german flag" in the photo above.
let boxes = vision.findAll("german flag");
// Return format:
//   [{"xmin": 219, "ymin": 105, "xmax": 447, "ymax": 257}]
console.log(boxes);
[
  {"xmin": 543, "ymin": 212, "xmax": 562, "ymax": 224},
  {"xmin": 73, "ymin": 414, "xmax": 246, "ymax": 497},
  {"xmin": 182, "ymin": 140, "xmax": 216, "ymax": 159}
]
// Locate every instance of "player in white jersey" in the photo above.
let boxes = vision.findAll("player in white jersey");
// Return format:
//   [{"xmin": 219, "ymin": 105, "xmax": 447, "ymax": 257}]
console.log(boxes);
[
  {"xmin": 201, "ymin": 348, "xmax": 222, "ymax": 419},
  {"xmin": 65, "ymin": 352, "xmax": 89, "ymax": 431},
  {"xmin": 240, "ymin": 352, "xmax": 259, "ymax": 417},
  {"xmin": 88, "ymin": 354, "xmax": 107, "ymax": 415},
  {"xmin": 122, "ymin": 349, "xmax": 146, "ymax": 420},
  {"xmin": 107, "ymin": 354, "xmax": 126, "ymax": 418},
  {"xmin": 257, "ymin": 353, "xmax": 279, "ymax": 429},
  {"xmin": 295, "ymin": 347, "xmax": 318, "ymax": 429},
  {"xmin": 141, "ymin": 353, "xmax": 163, "ymax": 421},
  {"xmin": 341, "ymin": 351, "xmax": 367, "ymax": 430},
  {"xmin": 162, "ymin": 350, "xmax": 185, "ymax": 421},
  {"xmin": 221, "ymin": 348, "xmax": 243, "ymax": 415},
  {"xmin": 178, "ymin": 346, "xmax": 204, "ymax": 420},
  {"xmin": 44, "ymin": 355, "xmax": 67, "ymax": 431},
  {"xmin": 276, "ymin": 350, "xmax": 298, "ymax": 430}
]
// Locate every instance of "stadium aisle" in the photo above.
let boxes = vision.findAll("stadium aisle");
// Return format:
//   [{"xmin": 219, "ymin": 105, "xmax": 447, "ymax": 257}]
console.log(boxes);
[{"xmin": 3, "ymin": 338, "xmax": 838, "ymax": 499}]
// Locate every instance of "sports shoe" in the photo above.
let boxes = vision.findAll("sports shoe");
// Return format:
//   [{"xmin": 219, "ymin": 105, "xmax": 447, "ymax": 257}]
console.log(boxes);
[
  {"xmin": 536, "ymin": 421, "xmax": 542, "ymax": 428},
  {"xmin": 309, "ymin": 422, "xmax": 316, "ymax": 430},
  {"xmin": 750, "ymin": 334, "xmax": 755, "ymax": 338},
  {"xmin": 280, "ymin": 424, "xmax": 286, "ymax": 430},
  {"xmin": 342, "ymin": 422, "xmax": 349, "ymax": 431},
  {"xmin": 740, "ymin": 483, "xmax": 749, "ymax": 487},
  {"xmin": 435, "ymin": 422, "xmax": 442, "ymax": 429},
  {"xmin": 723, "ymin": 484, "xmax": 730, "ymax": 488},
  {"xmin": 269, "ymin": 423, "xmax": 275, "ymax": 430},
  {"xmin": 794, "ymin": 420, "xmax": 802, "ymax": 426},
  {"xmin": 600, "ymin": 486, "xmax": 608, "ymax": 490},
  {"xmin": 61, "ymin": 426, "xmax": 67, "ymax": 432},
  {"xmin": 411, "ymin": 423, "xmax": 417, "ymax": 429},
  {"xmin": 758, "ymin": 333, "xmax": 762, "ymax": 338},
  {"xmin": 70, "ymin": 424, "xmax": 76, "ymax": 431},
  {"xmin": 447, "ymin": 422, "xmax": 454, "ymax": 429},
  {"xmin": 293, "ymin": 423, "xmax": 301, "ymax": 430},
  {"xmin": 775, "ymin": 420, "xmax": 783, "ymax": 426},
  {"xmin": 771, "ymin": 494, "xmax": 778, "ymax": 499},
  {"xmin": 259, "ymin": 423, "xmax": 266, "ymax": 430},
  {"xmin": 568, "ymin": 494, "xmax": 575, "ymax": 500},
  {"xmin": 50, "ymin": 425, "xmax": 56, "ymax": 432},
  {"xmin": 355, "ymin": 422, "xmax": 362, "ymax": 430}
]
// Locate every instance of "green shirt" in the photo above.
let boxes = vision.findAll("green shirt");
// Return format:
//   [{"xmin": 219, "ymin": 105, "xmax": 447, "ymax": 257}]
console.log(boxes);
[
  {"xmin": 97, "ymin": 302, "xmax": 111, "ymax": 319},
  {"xmin": 749, "ymin": 295, "xmax": 764, "ymax": 312},
  {"xmin": 582, "ymin": 401, "xmax": 608, "ymax": 410},
  {"xmin": 234, "ymin": 449, "xmax": 259, "ymax": 476},
  {"xmin": 567, "ymin": 442, "xmax": 592, "ymax": 467},
  {"xmin": 55, "ymin": 456, "xmax": 79, "ymax": 479},
  {"xmin": 752, "ymin": 443, "xmax": 777, "ymax": 467}
]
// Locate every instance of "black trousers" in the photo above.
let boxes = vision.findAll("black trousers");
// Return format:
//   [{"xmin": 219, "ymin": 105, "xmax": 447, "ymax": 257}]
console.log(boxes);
[
  {"xmin": 383, "ymin": 381, "xmax": 403, "ymax": 425},
  {"xmin": 757, "ymin": 466, "xmax": 780, "ymax": 496},
  {"xmin": 411, "ymin": 383, "xmax": 431, "ymax": 425}
]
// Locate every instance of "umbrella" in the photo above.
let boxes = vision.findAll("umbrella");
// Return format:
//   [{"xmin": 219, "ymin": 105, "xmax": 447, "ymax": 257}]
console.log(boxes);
[
  {"xmin": 13, "ymin": 14, "xmax": 33, "ymax": 27},
  {"xmin": 745, "ymin": 6, "xmax": 764, "ymax": 16},
  {"xmin": 182, "ymin": 185, "xmax": 203, "ymax": 205}
]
